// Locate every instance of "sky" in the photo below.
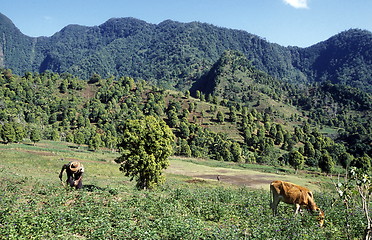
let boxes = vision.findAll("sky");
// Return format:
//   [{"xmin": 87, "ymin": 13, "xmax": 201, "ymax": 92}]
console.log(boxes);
[{"xmin": 1, "ymin": 0, "xmax": 371, "ymax": 47}]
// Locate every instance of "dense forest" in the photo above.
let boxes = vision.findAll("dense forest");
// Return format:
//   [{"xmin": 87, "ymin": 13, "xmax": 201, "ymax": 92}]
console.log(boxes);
[
  {"xmin": 0, "ymin": 65, "xmax": 370, "ymax": 173},
  {"xmin": 1, "ymin": 13, "xmax": 371, "ymax": 92}
]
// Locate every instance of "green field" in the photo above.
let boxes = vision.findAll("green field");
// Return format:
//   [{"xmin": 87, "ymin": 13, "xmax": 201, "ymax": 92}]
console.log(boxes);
[{"xmin": 0, "ymin": 141, "xmax": 366, "ymax": 239}]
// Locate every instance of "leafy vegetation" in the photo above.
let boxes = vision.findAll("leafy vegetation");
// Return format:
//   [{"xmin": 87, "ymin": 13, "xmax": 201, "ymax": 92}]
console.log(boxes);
[
  {"xmin": 0, "ymin": 141, "xmax": 369, "ymax": 239},
  {"xmin": 0, "ymin": 11, "xmax": 371, "ymax": 239},
  {"xmin": 115, "ymin": 116, "xmax": 175, "ymax": 189},
  {"xmin": 0, "ymin": 67, "xmax": 370, "ymax": 174},
  {"xmin": 0, "ymin": 65, "xmax": 370, "ymax": 238}
]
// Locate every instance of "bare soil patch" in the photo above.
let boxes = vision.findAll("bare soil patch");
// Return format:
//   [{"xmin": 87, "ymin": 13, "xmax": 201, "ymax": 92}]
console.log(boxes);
[
  {"xmin": 194, "ymin": 174, "xmax": 275, "ymax": 188},
  {"xmin": 166, "ymin": 159, "xmax": 321, "ymax": 191},
  {"xmin": 25, "ymin": 150, "xmax": 56, "ymax": 156}
]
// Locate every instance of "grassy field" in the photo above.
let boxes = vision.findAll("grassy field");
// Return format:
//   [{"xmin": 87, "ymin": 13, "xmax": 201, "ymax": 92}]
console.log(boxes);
[{"xmin": 0, "ymin": 141, "xmax": 367, "ymax": 239}]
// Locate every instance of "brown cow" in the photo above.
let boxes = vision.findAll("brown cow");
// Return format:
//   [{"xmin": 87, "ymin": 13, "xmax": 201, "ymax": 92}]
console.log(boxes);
[{"xmin": 270, "ymin": 180, "xmax": 325, "ymax": 226}]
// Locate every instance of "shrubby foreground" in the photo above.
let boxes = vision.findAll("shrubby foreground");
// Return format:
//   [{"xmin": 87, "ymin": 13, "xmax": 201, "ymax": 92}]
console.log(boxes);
[{"xmin": 0, "ymin": 168, "xmax": 366, "ymax": 239}]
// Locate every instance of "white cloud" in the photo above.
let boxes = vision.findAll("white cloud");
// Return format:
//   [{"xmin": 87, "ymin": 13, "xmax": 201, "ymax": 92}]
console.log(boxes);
[
  {"xmin": 283, "ymin": 0, "xmax": 309, "ymax": 9},
  {"xmin": 43, "ymin": 16, "xmax": 52, "ymax": 21}
]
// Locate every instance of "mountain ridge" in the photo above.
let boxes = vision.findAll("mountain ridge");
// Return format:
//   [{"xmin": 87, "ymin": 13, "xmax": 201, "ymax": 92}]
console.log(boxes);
[{"xmin": 0, "ymin": 12, "xmax": 371, "ymax": 92}]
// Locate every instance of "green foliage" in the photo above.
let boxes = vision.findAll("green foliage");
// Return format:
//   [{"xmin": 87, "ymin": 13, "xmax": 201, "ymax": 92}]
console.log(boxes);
[
  {"xmin": 216, "ymin": 111, "xmax": 224, "ymax": 123},
  {"xmin": 0, "ymin": 172, "xmax": 367, "ymax": 239},
  {"xmin": 0, "ymin": 141, "xmax": 368, "ymax": 240},
  {"xmin": 29, "ymin": 128, "xmax": 41, "ymax": 144},
  {"xmin": 2, "ymin": 12, "xmax": 371, "ymax": 93},
  {"xmin": 350, "ymin": 154, "xmax": 372, "ymax": 172},
  {"xmin": 0, "ymin": 67, "xmax": 370, "ymax": 173},
  {"xmin": 319, "ymin": 151, "xmax": 335, "ymax": 173},
  {"xmin": 334, "ymin": 166, "xmax": 372, "ymax": 239},
  {"xmin": 115, "ymin": 116, "xmax": 175, "ymax": 189},
  {"xmin": 88, "ymin": 133, "xmax": 102, "ymax": 151},
  {"xmin": 0, "ymin": 122, "xmax": 16, "ymax": 143},
  {"xmin": 288, "ymin": 150, "xmax": 305, "ymax": 173}
]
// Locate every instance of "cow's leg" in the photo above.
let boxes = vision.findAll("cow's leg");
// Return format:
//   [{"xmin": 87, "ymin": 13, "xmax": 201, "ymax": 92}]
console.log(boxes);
[
  {"xmin": 294, "ymin": 203, "xmax": 301, "ymax": 216},
  {"xmin": 270, "ymin": 196, "xmax": 280, "ymax": 215}
]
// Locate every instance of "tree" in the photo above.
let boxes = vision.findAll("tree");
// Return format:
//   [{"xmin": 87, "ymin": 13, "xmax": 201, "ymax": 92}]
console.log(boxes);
[
  {"xmin": 51, "ymin": 129, "xmax": 60, "ymax": 141},
  {"xmin": 30, "ymin": 128, "xmax": 41, "ymax": 145},
  {"xmin": 319, "ymin": 151, "xmax": 335, "ymax": 174},
  {"xmin": 167, "ymin": 109, "xmax": 179, "ymax": 128},
  {"xmin": 115, "ymin": 116, "xmax": 174, "ymax": 189},
  {"xmin": 13, "ymin": 123, "xmax": 26, "ymax": 143},
  {"xmin": 288, "ymin": 150, "xmax": 304, "ymax": 174},
  {"xmin": 59, "ymin": 79, "xmax": 68, "ymax": 93},
  {"xmin": 104, "ymin": 131, "xmax": 117, "ymax": 152},
  {"xmin": 1, "ymin": 123, "xmax": 16, "ymax": 143},
  {"xmin": 275, "ymin": 130, "xmax": 284, "ymax": 145},
  {"xmin": 178, "ymin": 122, "xmax": 190, "ymax": 139},
  {"xmin": 178, "ymin": 138, "xmax": 191, "ymax": 157},
  {"xmin": 229, "ymin": 106, "xmax": 237, "ymax": 122},
  {"xmin": 350, "ymin": 154, "xmax": 371, "ymax": 172},
  {"xmin": 195, "ymin": 90, "xmax": 201, "ymax": 100},
  {"xmin": 269, "ymin": 125, "xmax": 277, "ymax": 138},
  {"xmin": 216, "ymin": 111, "xmax": 224, "ymax": 123},
  {"xmin": 89, "ymin": 133, "xmax": 102, "ymax": 151},
  {"xmin": 304, "ymin": 141, "xmax": 315, "ymax": 158},
  {"xmin": 74, "ymin": 131, "xmax": 85, "ymax": 148},
  {"xmin": 339, "ymin": 152, "xmax": 354, "ymax": 169},
  {"xmin": 231, "ymin": 142, "xmax": 243, "ymax": 163}
]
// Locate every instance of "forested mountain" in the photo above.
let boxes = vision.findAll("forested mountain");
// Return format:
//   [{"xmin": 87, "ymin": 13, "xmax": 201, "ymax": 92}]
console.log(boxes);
[
  {"xmin": 1, "ymin": 13, "xmax": 371, "ymax": 92},
  {"xmin": 291, "ymin": 29, "xmax": 372, "ymax": 92},
  {"xmin": 190, "ymin": 50, "xmax": 288, "ymax": 103}
]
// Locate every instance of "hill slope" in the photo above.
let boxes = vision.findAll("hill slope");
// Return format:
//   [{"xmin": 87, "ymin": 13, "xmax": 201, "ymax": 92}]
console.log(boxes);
[
  {"xmin": 1, "ymin": 13, "xmax": 371, "ymax": 92},
  {"xmin": 191, "ymin": 50, "xmax": 287, "ymax": 103}
]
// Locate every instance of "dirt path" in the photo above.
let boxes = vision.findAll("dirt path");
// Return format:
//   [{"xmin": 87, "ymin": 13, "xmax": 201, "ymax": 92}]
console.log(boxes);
[{"xmin": 166, "ymin": 159, "xmax": 321, "ymax": 191}]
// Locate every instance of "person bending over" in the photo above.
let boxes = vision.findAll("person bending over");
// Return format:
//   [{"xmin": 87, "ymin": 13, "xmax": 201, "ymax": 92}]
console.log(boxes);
[{"xmin": 59, "ymin": 161, "xmax": 84, "ymax": 189}]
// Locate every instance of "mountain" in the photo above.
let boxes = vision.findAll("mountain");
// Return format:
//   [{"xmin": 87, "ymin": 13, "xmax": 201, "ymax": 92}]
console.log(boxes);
[
  {"xmin": 291, "ymin": 29, "xmax": 372, "ymax": 92},
  {"xmin": 1, "ymin": 12, "xmax": 371, "ymax": 92},
  {"xmin": 190, "ymin": 50, "xmax": 286, "ymax": 103}
]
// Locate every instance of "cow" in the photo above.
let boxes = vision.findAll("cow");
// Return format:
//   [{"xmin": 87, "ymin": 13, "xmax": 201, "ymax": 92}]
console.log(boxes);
[{"xmin": 270, "ymin": 180, "xmax": 325, "ymax": 226}]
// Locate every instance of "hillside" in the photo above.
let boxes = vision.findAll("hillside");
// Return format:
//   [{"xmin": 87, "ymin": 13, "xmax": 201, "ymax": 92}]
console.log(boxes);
[
  {"xmin": 1, "ymin": 13, "xmax": 371, "ymax": 92},
  {"xmin": 291, "ymin": 29, "xmax": 372, "ymax": 92},
  {"xmin": 0, "ymin": 141, "xmax": 367, "ymax": 239},
  {"xmin": 190, "ymin": 50, "xmax": 287, "ymax": 103},
  {"xmin": 0, "ymin": 68, "xmax": 370, "ymax": 171}
]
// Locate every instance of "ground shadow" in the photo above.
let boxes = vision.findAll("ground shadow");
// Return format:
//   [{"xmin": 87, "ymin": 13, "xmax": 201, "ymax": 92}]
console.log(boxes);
[
  {"xmin": 82, "ymin": 184, "xmax": 119, "ymax": 195},
  {"xmin": 82, "ymin": 184, "xmax": 106, "ymax": 192}
]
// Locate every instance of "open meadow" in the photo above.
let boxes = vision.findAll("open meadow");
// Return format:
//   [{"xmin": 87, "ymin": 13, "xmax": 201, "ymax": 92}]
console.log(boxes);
[{"xmin": 0, "ymin": 141, "xmax": 367, "ymax": 239}]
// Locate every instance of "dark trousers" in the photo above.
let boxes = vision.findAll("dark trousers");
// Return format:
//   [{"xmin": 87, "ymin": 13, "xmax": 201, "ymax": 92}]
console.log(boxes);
[{"xmin": 67, "ymin": 176, "xmax": 83, "ymax": 189}]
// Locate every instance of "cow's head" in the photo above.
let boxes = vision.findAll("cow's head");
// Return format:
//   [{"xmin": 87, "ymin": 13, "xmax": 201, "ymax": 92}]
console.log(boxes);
[{"xmin": 315, "ymin": 208, "xmax": 325, "ymax": 227}]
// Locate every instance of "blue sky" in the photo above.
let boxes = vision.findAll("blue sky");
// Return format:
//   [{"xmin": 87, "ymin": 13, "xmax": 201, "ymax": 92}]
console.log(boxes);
[{"xmin": 1, "ymin": 0, "xmax": 371, "ymax": 47}]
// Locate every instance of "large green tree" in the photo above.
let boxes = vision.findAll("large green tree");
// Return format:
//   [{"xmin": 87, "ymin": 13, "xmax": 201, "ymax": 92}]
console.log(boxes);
[
  {"xmin": 288, "ymin": 150, "xmax": 305, "ymax": 174},
  {"xmin": 30, "ymin": 128, "xmax": 41, "ymax": 145},
  {"xmin": 319, "ymin": 151, "xmax": 335, "ymax": 174},
  {"xmin": 115, "ymin": 116, "xmax": 174, "ymax": 189},
  {"xmin": 1, "ymin": 123, "xmax": 16, "ymax": 143}
]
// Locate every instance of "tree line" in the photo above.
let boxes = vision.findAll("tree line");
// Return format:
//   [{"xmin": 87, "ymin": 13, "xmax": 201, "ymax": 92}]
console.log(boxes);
[{"xmin": 0, "ymin": 68, "xmax": 370, "ymax": 175}]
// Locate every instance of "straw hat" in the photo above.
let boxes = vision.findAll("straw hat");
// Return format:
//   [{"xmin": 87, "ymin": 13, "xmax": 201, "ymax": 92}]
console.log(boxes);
[{"xmin": 69, "ymin": 161, "xmax": 81, "ymax": 172}]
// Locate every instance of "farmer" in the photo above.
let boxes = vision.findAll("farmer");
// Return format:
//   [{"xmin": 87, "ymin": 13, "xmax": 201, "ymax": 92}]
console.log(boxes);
[{"xmin": 59, "ymin": 161, "xmax": 84, "ymax": 189}]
